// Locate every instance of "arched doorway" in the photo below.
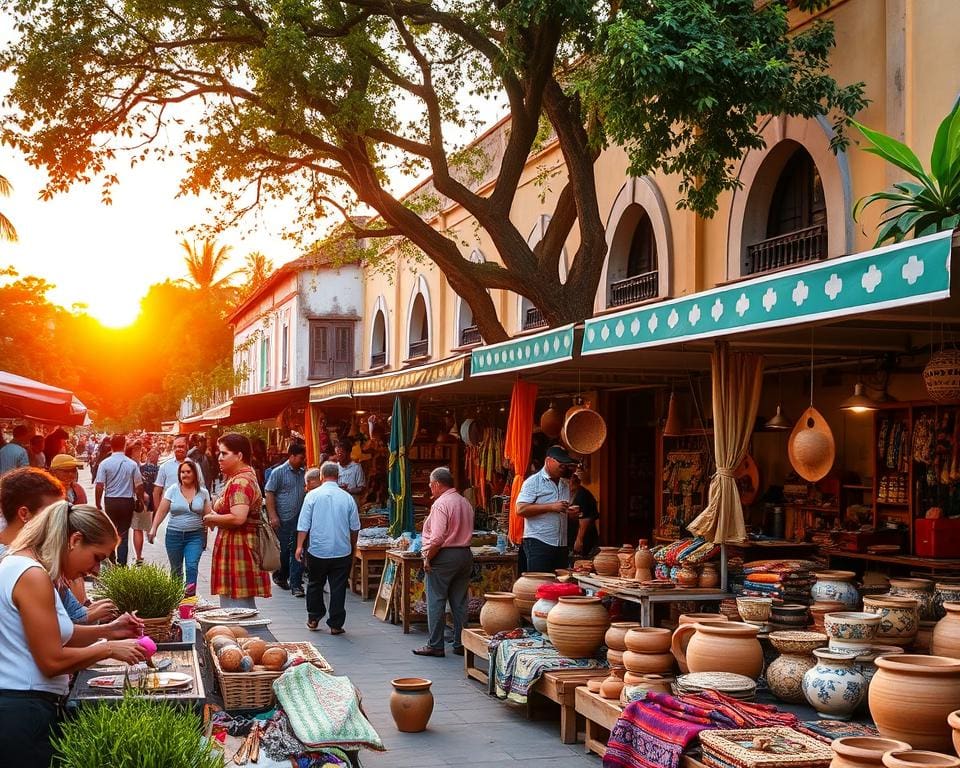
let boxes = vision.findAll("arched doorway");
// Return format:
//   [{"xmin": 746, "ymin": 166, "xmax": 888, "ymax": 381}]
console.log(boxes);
[
  {"xmin": 408, "ymin": 293, "xmax": 430, "ymax": 359},
  {"xmin": 370, "ymin": 308, "xmax": 387, "ymax": 368}
]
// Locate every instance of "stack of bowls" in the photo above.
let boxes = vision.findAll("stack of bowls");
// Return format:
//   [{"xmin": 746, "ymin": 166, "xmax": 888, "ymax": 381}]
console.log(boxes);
[
  {"xmin": 604, "ymin": 622, "xmax": 639, "ymax": 667},
  {"xmin": 769, "ymin": 603, "xmax": 811, "ymax": 631},
  {"xmin": 736, "ymin": 597, "xmax": 773, "ymax": 629},
  {"xmin": 622, "ymin": 627, "xmax": 675, "ymax": 684}
]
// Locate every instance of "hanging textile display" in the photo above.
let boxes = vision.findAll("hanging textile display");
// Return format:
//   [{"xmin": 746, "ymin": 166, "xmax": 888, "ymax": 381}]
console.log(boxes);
[
  {"xmin": 304, "ymin": 404, "xmax": 323, "ymax": 467},
  {"xmin": 504, "ymin": 380, "xmax": 538, "ymax": 545},
  {"xmin": 388, "ymin": 395, "xmax": 418, "ymax": 537},
  {"xmin": 687, "ymin": 342, "xmax": 764, "ymax": 544}
]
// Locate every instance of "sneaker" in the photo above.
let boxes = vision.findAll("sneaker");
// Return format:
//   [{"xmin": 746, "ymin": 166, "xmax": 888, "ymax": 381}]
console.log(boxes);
[
  {"xmin": 291, "ymin": 588, "xmax": 305, "ymax": 598},
  {"xmin": 272, "ymin": 575, "xmax": 290, "ymax": 590}
]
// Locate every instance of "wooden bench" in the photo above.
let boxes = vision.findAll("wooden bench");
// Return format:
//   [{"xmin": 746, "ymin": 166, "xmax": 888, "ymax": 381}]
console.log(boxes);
[
  {"xmin": 575, "ymin": 686, "xmax": 624, "ymax": 757},
  {"xmin": 530, "ymin": 669, "xmax": 607, "ymax": 744},
  {"xmin": 461, "ymin": 627, "xmax": 492, "ymax": 685}
]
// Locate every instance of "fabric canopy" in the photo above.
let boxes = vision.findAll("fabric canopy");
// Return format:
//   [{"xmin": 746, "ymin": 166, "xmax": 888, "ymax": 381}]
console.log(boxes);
[
  {"xmin": 687, "ymin": 342, "xmax": 764, "ymax": 544},
  {"xmin": 504, "ymin": 380, "xmax": 538, "ymax": 545},
  {"xmin": 387, "ymin": 396, "xmax": 417, "ymax": 537},
  {"xmin": 0, "ymin": 371, "xmax": 88, "ymax": 425}
]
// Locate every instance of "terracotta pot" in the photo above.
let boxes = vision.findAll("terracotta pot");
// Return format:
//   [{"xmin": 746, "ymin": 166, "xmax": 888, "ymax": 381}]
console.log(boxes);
[
  {"xmin": 699, "ymin": 563, "xmax": 720, "ymax": 589},
  {"xmin": 622, "ymin": 650, "xmax": 676, "ymax": 675},
  {"xmin": 586, "ymin": 677, "xmax": 603, "ymax": 693},
  {"xmin": 671, "ymin": 614, "xmax": 729, "ymax": 673},
  {"xmin": 624, "ymin": 627, "xmax": 672, "ymax": 654},
  {"xmin": 546, "ymin": 596, "xmax": 610, "ymax": 659},
  {"xmin": 890, "ymin": 579, "xmax": 936, "ymax": 622},
  {"xmin": 802, "ymin": 649, "xmax": 866, "ymax": 720},
  {"xmin": 870, "ymin": 655, "xmax": 960, "ymax": 751},
  {"xmin": 512, "ymin": 572, "xmax": 558, "ymax": 618},
  {"xmin": 390, "ymin": 677, "xmax": 434, "ymax": 733},
  {"xmin": 863, "ymin": 595, "xmax": 920, "ymax": 646},
  {"xmin": 830, "ymin": 737, "xmax": 913, "ymax": 768},
  {"xmin": 812, "ymin": 571, "xmax": 860, "ymax": 610},
  {"xmin": 914, "ymin": 621, "xmax": 938, "ymax": 653},
  {"xmin": 811, "ymin": 600, "xmax": 848, "ymax": 632},
  {"xmin": 672, "ymin": 622, "xmax": 763, "ymax": 679},
  {"xmin": 635, "ymin": 540, "xmax": 654, "ymax": 581},
  {"xmin": 600, "ymin": 666, "xmax": 626, "ymax": 700},
  {"xmin": 479, "ymin": 592, "xmax": 520, "ymax": 636},
  {"xmin": 854, "ymin": 645, "xmax": 905, "ymax": 706},
  {"xmin": 623, "ymin": 671, "xmax": 674, "ymax": 691},
  {"xmin": 593, "ymin": 547, "xmax": 620, "ymax": 577},
  {"xmin": 675, "ymin": 564, "xmax": 700, "ymax": 587},
  {"xmin": 605, "ymin": 622, "xmax": 641, "ymax": 651},
  {"xmin": 948, "ymin": 709, "xmax": 960, "ymax": 756},
  {"xmin": 767, "ymin": 631, "xmax": 827, "ymax": 704},
  {"xmin": 531, "ymin": 596, "xmax": 557, "ymax": 636},
  {"xmin": 882, "ymin": 752, "xmax": 960, "ymax": 768},
  {"xmin": 607, "ymin": 648, "xmax": 624, "ymax": 667},
  {"xmin": 618, "ymin": 545, "xmax": 636, "ymax": 579},
  {"xmin": 932, "ymin": 603, "xmax": 960, "ymax": 659}
]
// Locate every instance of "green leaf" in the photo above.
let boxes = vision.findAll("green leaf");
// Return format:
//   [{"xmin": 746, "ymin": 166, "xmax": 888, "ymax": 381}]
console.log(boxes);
[
  {"xmin": 853, "ymin": 119, "xmax": 928, "ymax": 179},
  {"xmin": 930, "ymin": 101, "xmax": 960, "ymax": 182}
]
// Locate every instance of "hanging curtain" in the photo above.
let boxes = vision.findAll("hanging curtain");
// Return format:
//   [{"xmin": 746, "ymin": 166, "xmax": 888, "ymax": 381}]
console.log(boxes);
[
  {"xmin": 388, "ymin": 395, "xmax": 418, "ymax": 537},
  {"xmin": 687, "ymin": 341, "xmax": 764, "ymax": 544},
  {"xmin": 504, "ymin": 380, "xmax": 539, "ymax": 545},
  {"xmin": 304, "ymin": 404, "xmax": 322, "ymax": 467}
]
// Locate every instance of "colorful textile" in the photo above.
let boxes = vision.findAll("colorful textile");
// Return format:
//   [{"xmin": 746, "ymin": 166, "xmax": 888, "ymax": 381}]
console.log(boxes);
[
  {"xmin": 504, "ymin": 380, "xmax": 538, "ymax": 544},
  {"xmin": 273, "ymin": 665, "xmax": 384, "ymax": 751},
  {"xmin": 603, "ymin": 690, "xmax": 799, "ymax": 768},
  {"xmin": 490, "ymin": 632, "xmax": 605, "ymax": 704},
  {"xmin": 210, "ymin": 469, "xmax": 271, "ymax": 599},
  {"xmin": 387, "ymin": 396, "xmax": 417, "ymax": 537}
]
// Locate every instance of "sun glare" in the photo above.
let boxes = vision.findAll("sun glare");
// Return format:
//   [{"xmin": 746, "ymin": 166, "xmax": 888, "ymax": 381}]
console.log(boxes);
[{"xmin": 87, "ymin": 297, "xmax": 141, "ymax": 328}]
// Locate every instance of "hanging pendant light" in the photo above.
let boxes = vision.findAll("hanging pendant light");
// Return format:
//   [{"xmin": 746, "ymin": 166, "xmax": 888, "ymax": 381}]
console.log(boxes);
[
  {"xmin": 765, "ymin": 373, "xmax": 792, "ymax": 431},
  {"xmin": 663, "ymin": 391, "xmax": 684, "ymax": 436},
  {"xmin": 839, "ymin": 382, "xmax": 878, "ymax": 414}
]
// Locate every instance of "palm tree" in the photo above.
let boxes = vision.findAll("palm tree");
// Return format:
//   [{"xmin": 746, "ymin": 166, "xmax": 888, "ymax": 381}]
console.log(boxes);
[
  {"xmin": 178, "ymin": 238, "xmax": 242, "ymax": 291},
  {"xmin": 242, "ymin": 251, "xmax": 274, "ymax": 289},
  {"xmin": 0, "ymin": 174, "xmax": 19, "ymax": 242}
]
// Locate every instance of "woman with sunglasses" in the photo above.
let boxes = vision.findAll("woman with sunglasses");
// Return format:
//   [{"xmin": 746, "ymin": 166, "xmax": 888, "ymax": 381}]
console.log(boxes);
[{"xmin": 203, "ymin": 433, "xmax": 270, "ymax": 608}]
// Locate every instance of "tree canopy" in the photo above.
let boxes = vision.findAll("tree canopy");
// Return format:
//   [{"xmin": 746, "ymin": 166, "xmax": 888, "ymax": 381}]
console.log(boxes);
[{"xmin": 0, "ymin": 0, "xmax": 865, "ymax": 341}]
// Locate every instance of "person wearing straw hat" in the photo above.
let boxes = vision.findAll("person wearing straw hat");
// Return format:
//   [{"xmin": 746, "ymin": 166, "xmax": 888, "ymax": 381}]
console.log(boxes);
[
  {"xmin": 48, "ymin": 454, "xmax": 86, "ymax": 505},
  {"xmin": 516, "ymin": 445, "xmax": 581, "ymax": 573}
]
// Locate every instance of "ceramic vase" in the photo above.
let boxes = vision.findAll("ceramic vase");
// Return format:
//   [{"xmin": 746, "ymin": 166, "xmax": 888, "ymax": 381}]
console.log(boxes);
[
  {"xmin": 672, "ymin": 622, "xmax": 763, "ymax": 679},
  {"xmin": 618, "ymin": 545, "xmax": 636, "ymax": 579},
  {"xmin": 829, "ymin": 737, "xmax": 912, "ymax": 768},
  {"xmin": 932, "ymin": 603, "xmax": 960, "ymax": 659},
  {"xmin": 605, "ymin": 622, "xmax": 640, "ymax": 652},
  {"xmin": 479, "ymin": 592, "xmax": 520, "ymax": 636},
  {"xmin": 882, "ymin": 752, "xmax": 960, "ymax": 768},
  {"xmin": 546, "ymin": 596, "xmax": 610, "ymax": 659},
  {"xmin": 824, "ymin": 612, "xmax": 882, "ymax": 655},
  {"xmin": 802, "ymin": 649, "xmax": 866, "ymax": 720},
  {"xmin": 531, "ymin": 597, "xmax": 557, "ymax": 636},
  {"xmin": 699, "ymin": 563, "xmax": 720, "ymax": 589},
  {"xmin": 935, "ymin": 584, "xmax": 960, "ymax": 619},
  {"xmin": 512, "ymin": 572, "xmax": 557, "ymax": 618},
  {"xmin": 593, "ymin": 547, "xmax": 620, "ymax": 577},
  {"xmin": 889, "ymin": 578, "xmax": 936, "ymax": 622},
  {"xmin": 671, "ymin": 613, "xmax": 729, "ymax": 673},
  {"xmin": 869, "ymin": 654, "xmax": 960, "ymax": 751},
  {"xmin": 862, "ymin": 595, "xmax": 919, "ymax": 646},
  {"xmin": 635, "ymin": 540, "xmax": 654, "ymax": 581},
  {"xmin": 675, "ymin": 564, "xmax": 700, "ymax": 587},
  {"xmin": 766, "ymin": 631, "xmax": 826, "ymax": 704},
  {"xmin": 390, "ymin": 677, "xmax": 434, "ymax": 733},
  {"xmin": 600, "ymin": 666, "xmax": 626, "ymax": 700},
  {"xmin": 812, "ymin": 571, "xmax": 861, "ymax": 610}
]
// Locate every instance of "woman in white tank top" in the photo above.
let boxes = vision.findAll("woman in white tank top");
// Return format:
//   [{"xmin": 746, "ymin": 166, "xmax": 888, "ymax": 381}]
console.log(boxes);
[{"xmin": 0, "ymin": 501, "xmax": 147, "ymax": 767}]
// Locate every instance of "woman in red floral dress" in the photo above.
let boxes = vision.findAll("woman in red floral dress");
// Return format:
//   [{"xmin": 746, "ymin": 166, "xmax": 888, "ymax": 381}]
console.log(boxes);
[{"xmin": 203, "ymin": 433, "xmax": 271, "ymax": 608}]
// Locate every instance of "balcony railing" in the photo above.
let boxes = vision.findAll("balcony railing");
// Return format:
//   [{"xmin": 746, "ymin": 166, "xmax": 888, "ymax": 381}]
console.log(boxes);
[
  {"xmin": 370, "ymin": 351, "xmax": 386, "ymax": 368},
  {"xmin": 460, "ymin": 325, "xmax": 482, "ymax": 346},
  {"xmin": 746, "ymin": 224, "xmax": 827, "ymax": 275},
  {"xmin": 408, "ymin": 338, "xmax": 429, "ymax": 358},
  {"xmin": 610, "ymin": 270, "xmax": 659, "ymax": 307},
  {"xmin": 522, "ymin": 306, "xmax": 547, "ymax": 331}
]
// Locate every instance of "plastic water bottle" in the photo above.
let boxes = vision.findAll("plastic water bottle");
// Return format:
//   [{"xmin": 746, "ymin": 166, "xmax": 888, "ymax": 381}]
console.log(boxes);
[
  {"xmin": 496, "ymin": 533, "xmax": 507, "ymax": 554},
  {"xmin": 180, "ymin": 619, "xmax": 196, "ymax": 644}
]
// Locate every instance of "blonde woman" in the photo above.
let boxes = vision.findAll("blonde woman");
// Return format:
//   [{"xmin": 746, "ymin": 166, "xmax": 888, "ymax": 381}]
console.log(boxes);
[{"xmin": 0, "ymin": 502, "xmax": 145, "ymax": 766}]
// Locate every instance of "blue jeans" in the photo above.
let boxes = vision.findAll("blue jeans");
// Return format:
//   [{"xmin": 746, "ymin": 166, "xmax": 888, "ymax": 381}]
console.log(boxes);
[
  {"xmin": 165, "ymin": 528, "xmax": 204, "ymax": 588},
  {"xmin": 277, "ymin": 517, "xmax": 304, "ymax": 591}
]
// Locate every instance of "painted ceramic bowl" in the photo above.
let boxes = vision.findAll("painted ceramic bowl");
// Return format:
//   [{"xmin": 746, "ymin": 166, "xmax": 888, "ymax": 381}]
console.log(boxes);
[
  {"xmin": 768, "ymin": 630, "xmax": 827, "ymax": 655},
  {"xmin": 824, "ymin": 611, "xmax": 881, "ymax": 643},
  {"xmin": 736, "ymin": 597, "xmax": 773, "ymax": 623}
]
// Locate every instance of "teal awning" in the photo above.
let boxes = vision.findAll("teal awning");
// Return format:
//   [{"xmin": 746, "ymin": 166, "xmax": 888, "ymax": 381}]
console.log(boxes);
[
  {"xmin": 582, "ymin": 230, "xmax": 953, "ymax": 356},
  {"xmin": 471, "ymin": 323, "xmax": 575, "ymax": 377}
]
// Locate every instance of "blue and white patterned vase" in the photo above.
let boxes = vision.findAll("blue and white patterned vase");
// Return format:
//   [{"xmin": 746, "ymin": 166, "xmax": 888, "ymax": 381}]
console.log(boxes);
[
  {"xmin": 811, "ymin": 571, "xmax": 860, "ymax": 610},
  {"xmin": 802, "ymin": 648, "xmax": 865, "ymax": 720}
]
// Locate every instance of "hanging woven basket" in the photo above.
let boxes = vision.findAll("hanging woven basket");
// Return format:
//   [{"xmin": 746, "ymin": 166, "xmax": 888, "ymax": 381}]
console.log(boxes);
[
  {"xmin": 923, "ymin": 349, "xmax": 960, "ymax": 403},
  {"xmin": 562, "ymin": 401, "xmax": 608, "ymax": 455},
  {"xmin": 539, "ymin": 403, "xmax": 563, "ymax": 439},
  {"xmin": 787, "ymin": 406, "xmax": 835, "ymax": 482}
]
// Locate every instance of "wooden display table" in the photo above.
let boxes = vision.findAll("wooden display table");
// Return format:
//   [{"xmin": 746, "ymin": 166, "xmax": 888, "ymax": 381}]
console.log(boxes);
[
  {"xmin": 461, "ymin": 627, "xmax": 492, "ymax": 684},
  {"xmin": 575, "ymin": 686, "xmax": 623, "ymax": 757},
  {"xmin": 351, "ymin": 545, "xmax": 389, "ymax": 600},
  {"xmin": 573, "ymin": 574, "xmax": 728, "ymax": 626},
  {"xmin": 532, "ymin": 669, "xmax": 606, "ymax": 744}
]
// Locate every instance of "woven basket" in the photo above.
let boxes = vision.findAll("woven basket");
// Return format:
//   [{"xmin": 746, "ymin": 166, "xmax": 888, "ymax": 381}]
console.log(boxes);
[
  {"xmin": 140, "ymin": 613, "xmax": 175, "ymax": 643},
  {"xmin": 787, "ymin": 406, "xmax": 835, "ymax": 482},
  {"xmin": 211, "ymin": 642, "xmax": 333, "ymax": 710},
  {"xmin": 561, "ymin": 402, "xmax": 607, "ymax": 455},
  {"xmin": 924, "ymin": 349, "xmax": 960, "ymax": 403}
]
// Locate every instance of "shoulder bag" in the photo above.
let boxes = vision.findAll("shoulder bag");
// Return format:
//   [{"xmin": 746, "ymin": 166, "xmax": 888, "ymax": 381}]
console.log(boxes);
[{"xmin": 254, "ymin": 506, "xmax": 282, "ymax": 572}]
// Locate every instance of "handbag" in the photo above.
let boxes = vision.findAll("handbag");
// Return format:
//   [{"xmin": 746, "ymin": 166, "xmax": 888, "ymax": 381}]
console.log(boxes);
[{"xmin": 254, "ymin": 506, "xmax": 281, "ymax": 572}]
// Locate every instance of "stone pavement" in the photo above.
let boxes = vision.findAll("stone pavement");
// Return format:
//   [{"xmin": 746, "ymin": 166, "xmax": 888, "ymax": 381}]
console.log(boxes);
[{"xmin": 79, "ymin": 468, "xmax": 602, "ymax": 766}]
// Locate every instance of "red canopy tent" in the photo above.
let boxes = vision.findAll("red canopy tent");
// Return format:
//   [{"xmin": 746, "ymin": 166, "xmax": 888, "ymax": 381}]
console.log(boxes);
[{"xmin": 0, "ymin": 371, "xmax": 89, "ymax": 426}]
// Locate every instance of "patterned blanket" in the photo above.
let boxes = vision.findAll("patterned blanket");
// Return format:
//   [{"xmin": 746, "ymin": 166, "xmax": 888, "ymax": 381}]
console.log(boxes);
[
  {"xmin": 488, "ymin": 631, "xmax": 606, "ymax": 704},
  {"xmin": 603, "ymin": 691, "xmax": 799, "ymax": 768}
]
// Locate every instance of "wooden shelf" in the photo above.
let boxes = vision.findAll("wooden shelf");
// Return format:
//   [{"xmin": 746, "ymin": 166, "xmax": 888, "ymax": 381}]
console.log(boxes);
[
  {"xmin": 876, "ymin": 501, "xmax": 909, "ymax": 507},
  {"xmin": 843, "ymin": 485, "xmax": 873, "ymax": 491}
]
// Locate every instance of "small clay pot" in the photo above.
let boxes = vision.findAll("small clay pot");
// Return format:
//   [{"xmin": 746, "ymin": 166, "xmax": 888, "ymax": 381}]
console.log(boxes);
[
  {"xmin": 586, "ymin": 678, "xmax": 604, "ymax": 694},
  {"xmin": 512, "ymin": 572, "xmax": 558, "ymax": 618},
  {"xmin": 605, "ymin": 622, "xmax": 641, "ymax": 652},
  {"xmin": 390, "ymin": 678, "xmax": 434, "ymax": 733},
  {"xmin": 624, "ymin": 627, "xmax": 672, "ymax": 654},
  {"xmin": 479, "ymin": 592, "xmax": 520, "ymax": 636},
  {"xmin": 622, "ymin": 650, "xmax": 676, "ymax": 675},
  {"xmin": 699, "ymin": 563, "xmax": 720, "ymax": 589},
  {"xmin": 881, "ymin": 752, "xmax": 960, "ymax": 768},
  {"xmin": 829, "ymin": 737, "xmax": 912, "ymax": 768},
  {"xmin": 599, "ymin": 667, "xmax": 626, "ymax": 700},
  {"xmin": 949, "ymin": 710, "xmax": 960, "ymax": 756},
  {"xmin": 593, "ymin": 547, "xmax": 621, "ymax": 577},
  {"xmin": 607, "ymin": 648, "xmax": 624, "ymax": 667}
]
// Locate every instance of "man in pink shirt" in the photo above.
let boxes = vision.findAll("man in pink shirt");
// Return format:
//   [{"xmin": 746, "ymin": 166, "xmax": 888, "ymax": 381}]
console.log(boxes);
[{"xmin": 412, "ymin": 466, "xmax": 475, "ymax": 658}]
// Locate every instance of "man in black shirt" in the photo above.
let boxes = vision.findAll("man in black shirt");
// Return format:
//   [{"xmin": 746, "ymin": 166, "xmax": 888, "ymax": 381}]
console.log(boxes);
[{"xmin": 568, "ymin": 469, "xmax": 599, "ymax": 559}]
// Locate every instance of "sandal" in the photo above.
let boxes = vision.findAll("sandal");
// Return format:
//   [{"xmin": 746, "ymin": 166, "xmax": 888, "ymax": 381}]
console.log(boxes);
[
  {"xmin": 307, "ymin": 618, "xmax": 320, "ymax": 631},
  {"xmin": 412, "ymin": 646, "xmax": 445, "ymax": 657}
]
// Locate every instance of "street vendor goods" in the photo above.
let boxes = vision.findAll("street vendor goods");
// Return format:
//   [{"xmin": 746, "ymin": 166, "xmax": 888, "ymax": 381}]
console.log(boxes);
[
  {"xmin": 671, "ymin": 621, "xmax": 763, "ymax": 678},
  {"xmin": 802, "ymin": 649, "xmax": 866, "ymax": 720},
  {"xmin": 948, "ymin": 709, "xmax": 960, "ymax": 755},
  {"xmin": 624, "ymin": 627, "xmax": 672, "ymax": 653},
  {"xmin": 881, "ymin": 752, "xmax": 960, "ymax": 768},
  {"xmin": 606, "ymin": 622, "xmax": 641, "ymax": 651},
  {"xmin": 512, "ymin": 572, "xmax": 558, "ymax": 618},
  {"xmin": 767, "ymin": 631, "xmax": 826, "ymax": 704},
  {"xmin": 788, "ymin": 406, "xmax": 836, "ymax": 482},
  {"xmin": 672, "ymin": 613, "xmax": 729, "ymax": 672},
  {"xmin": 812, "ymin": 572, "xmax": 860, "ymax": 610},
  {"xmin": 593, "ymin": 547, "xmax": 620, "ymax": 576},
  {"xmin": 931, "ymin": 602, "xmax": 960, "ymax": 658},
  {"xmin": 480, "ymin": 592, "xmax": 521, "ymax": 635},
  {"xmin": 829, "ymin": 737, "xmax": 912, "ymax": 768},
  {"xmin": 862, "ymin": 595, "xmax": 919, "ymax": 646},
  {"xmin": 889, "ymin": 579, "xmax": 936, "ymax": 621},
  {"xmin": 824, "ymin": 612, "xmax": 882, "ymax": 654},
  {"xmin": 869, "ymin": 654, "xmax": 960, "ymax": 751},
  {"xmin": 87, "ymin": 671, "xmax": 193, "ymax": 691},
  {"xmin": 700, "ymin": 727, "xmax": 833, "ymax": 768},
  {"xmin": 546, "ymin": 595, "xmax": 610, "ymax": 658},
  {"xmin": 390, "ymin": 677, "xmax": 434, "ymax": 733}
]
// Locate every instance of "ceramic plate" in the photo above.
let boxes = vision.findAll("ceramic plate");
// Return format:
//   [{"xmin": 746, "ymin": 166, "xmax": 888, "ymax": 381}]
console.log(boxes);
[
  {"xmin": 200, "ymin": 607, "xmax": 259, "ymax": 621},
  {"xmin": 88, "ymin": 672, "xmax": 192, "ymax": 690}
]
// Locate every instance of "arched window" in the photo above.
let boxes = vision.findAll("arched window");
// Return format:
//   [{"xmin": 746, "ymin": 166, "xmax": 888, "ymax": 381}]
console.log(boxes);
[
  {"xmin": 370, "ymin": 309, "xmax": 387, "ymax": 368},
  {"xmin": 606, "ymin": 204, "xmax": 659, "ymax": 307},
  {"xmin": 456, "ymin": 299, "xmax": 480, "ymax": 347},
  {"xmin": 408, "ymin": 293, "xmax": 429, "ymax": 358}
]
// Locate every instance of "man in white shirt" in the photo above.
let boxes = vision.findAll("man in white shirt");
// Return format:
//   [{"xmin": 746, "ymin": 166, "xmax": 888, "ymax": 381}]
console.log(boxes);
[
  {"xmin": 94, "ymin": 434, "xmax": 144, "ymax": 565},
  {"xmin": 0, "ymin": 425, "xmax": 32, "ymax": 477},
  {"xmin": 516, "ymin": 445, "xmax": 581, "ymax": 573},
  {"xmin": 334, "ymin": 440, "xmax": 365, "ymax": 501},
  {"xmin": 153, "ymin": 435, "xmax": 204, "ymax": 509},
  {"xmin": 295, "ymin": 462, "xmax": 360, "ymax": 635}
]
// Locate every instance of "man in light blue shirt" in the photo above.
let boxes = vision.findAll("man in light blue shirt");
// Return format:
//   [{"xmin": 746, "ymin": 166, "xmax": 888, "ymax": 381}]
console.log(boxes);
[
  {"xmin": 0, "ymin": 425, "xmax": 31, "ymax": 477},
  {"xmin": 265, "ymin": 443, "xmax": 307, "ymax": 596},
  {"xmin": 295, "ymin": 461, "xmax": 360, "ymax": 635}
]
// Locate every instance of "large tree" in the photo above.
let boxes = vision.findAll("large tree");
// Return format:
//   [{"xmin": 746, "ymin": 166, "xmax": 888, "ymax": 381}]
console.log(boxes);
[
  {"xmin": 178, "ymin": 238, "xmax": 242, "ymax": 291},
  {"xmin": 0, "ymin": 0, "xmax": 865, "ymax": 342},
  {"xmin": 0, "ymin": 175, "xmax": 17, "ymax": 242}
]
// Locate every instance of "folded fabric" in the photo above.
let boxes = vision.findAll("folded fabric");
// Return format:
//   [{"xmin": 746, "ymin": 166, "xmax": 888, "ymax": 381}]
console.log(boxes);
[
  {"xmin": 273, "ymin": 665, "xmax": 384, "ymax": 751},
  {"xmin": 490, "ymin": 633, "xmax": 606, "ymax": 704}
]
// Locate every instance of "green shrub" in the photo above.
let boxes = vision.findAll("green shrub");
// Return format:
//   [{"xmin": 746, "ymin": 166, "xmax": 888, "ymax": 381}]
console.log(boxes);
[
  {"xmin": 52, "ymin": 694, "xmax": 221, "ymax": 768},
  {"xmin": 93, "ymin": 563, "xmax": 184, "ymax": 618}
]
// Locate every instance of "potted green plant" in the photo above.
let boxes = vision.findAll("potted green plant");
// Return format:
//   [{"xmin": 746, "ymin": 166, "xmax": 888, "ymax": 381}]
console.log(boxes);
[
  {"xmin": 853, "ymin": 101, "xmax": 960, "ymax": 245},
  {"xmin": 52, "ymin": 693, "xmax": 222, "ymax": 768},
  {"xmin": 94, "ymin": 563, "xmax": 184, "ymax": 642}
]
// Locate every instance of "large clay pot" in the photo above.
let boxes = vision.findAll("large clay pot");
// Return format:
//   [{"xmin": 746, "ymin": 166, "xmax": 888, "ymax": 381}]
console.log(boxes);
[
  {"xmin": 600, "ymin": 666, "xmax": 626, "ymax": 700},
  {"xmin": 672, "ymin": 622, "xmax": 763, "ymax": 679},
  {"xmin": 624, "ymin": 627, "xmax": 672, "ymax": 654},
  {"xmin": 390, "ymin": 677, "xmax": 434, "ymax": 733},
  {"xmin": 870, "ymin": 655, "xmax": 960, "ymax": 751},
  {"xmin": 948, "ymin": 709, "xmax": 960, "ymax": 756},
  {"xmin": 671, "ymin": 613, "xmax": 729, "ymax": 673},
  {"xmin": 512, "ymin": 572, "xmax": 557, "ymax": 618},
  {"xmin": 767, "ymin": 631, "xmax": 826, "ymax": 704},
  {"xmin": 863, "ymin": 595, "xmax": 920, "ymax": 646},
  {"xmin": 531, "ymin": 597, "xmax": 557, "ymax": 636},
  {"xmin": 914, "ymin": 620, "xmax": 938, "ymax": 653},
  {"xmin": 811, "ymin": 600, "xmax": 848, "ymax": 633},
  {"xmin": 882, "ymin": 752, "xmax": 960, "ymax": 768},
  {"xmin": 593, "ymin": 547, "xmax": 620, "ymax": 577},
  {"xmin": 812, "ymin": 571, "xmax": 861, "ymax": 610},
  {"xmin": 935, "ymin": 584, "xmax": 960, "ymax": 619},
  {"xmin": 932, "ymin": 603, "xmax": 960, "ymax": 659},
  {"xmin": 890, "ymin": 578, "xmax": 937, "ymax": 622},
  {"xmin": 802, "ymin": 649, "xmax": 866, "ymax": 720},
  {"xmin": 622, "ymin": 650, "xmax": 676, "ymax": 675},
  {"xmin": 605, "ymin": 622, "xmax": 641, "ymax": 652},
  {"xmin": 635, "ymin": 540, "xmax": 654, "ymax": 581},
  {"xmin": 479, "ymin": 592, "xmax": 520, "ymax": 636},
  {"xmin": 830, "ymin": 737, "xmax": 913, "ymax": 768},
  {"xmin": 546, "ymin": 596, "xmax": 610, "ymax": 659}
]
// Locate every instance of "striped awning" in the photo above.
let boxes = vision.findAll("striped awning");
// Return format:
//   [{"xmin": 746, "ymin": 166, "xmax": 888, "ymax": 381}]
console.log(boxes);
[{"xmin": 309, "ymin": 355, "xmax": 468, "ymax": 403}]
